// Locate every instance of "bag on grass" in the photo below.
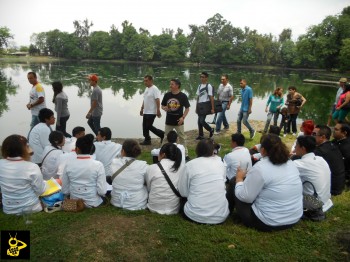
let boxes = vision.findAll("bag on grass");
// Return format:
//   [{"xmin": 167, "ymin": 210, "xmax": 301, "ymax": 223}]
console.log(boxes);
[
  {"xmin": 302, "ymin": 181, "xmax": 325, "ymax": 221},
  {"xmin": 62, "ymin": 198, "xmax": 85, "ymax": 212}
]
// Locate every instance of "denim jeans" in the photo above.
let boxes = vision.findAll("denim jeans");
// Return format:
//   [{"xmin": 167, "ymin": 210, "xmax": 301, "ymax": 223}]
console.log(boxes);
[
  {"xmin": 215, "ymin": 102, "xmax": 229, "ymax": 132},
  {"xmin": 87, "ymin": 116, "xmax": 101, "ymax": 135},
  {"xmin": 197, "ymin": 114, "xmax": 212, "ymax": 137},
  {"xmin": 263, "ymin": 111, "xmax": 279, "ymax": 133},
  {"xmin": 30, "ymin": 115, "xmax": 40, "ymax": 129},
  {"xmin": 287, "ymin": 114, "xmax": 298, "ymax": 134},
  {"xmin": 56, "ymin": 115, "xmax": 72, "ymax": 138},
  {"xmin": 237, "ymin": 110, "xmax": 254, "ymax": 134}
]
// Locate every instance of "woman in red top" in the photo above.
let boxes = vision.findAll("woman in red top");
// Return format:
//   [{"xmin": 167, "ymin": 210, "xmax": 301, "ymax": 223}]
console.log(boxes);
[{"xmin": 333, "ymin": 83, "xmax": 350, "ymax": 123}]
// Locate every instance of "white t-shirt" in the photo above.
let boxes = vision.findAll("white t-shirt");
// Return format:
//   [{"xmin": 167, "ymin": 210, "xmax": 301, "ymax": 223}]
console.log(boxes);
[
  {"xmin": 196, "ymin": 83, "xmax": 213, "ymax": 103},
  {"xmin": 143, "ymin": 85, "xmax": 161, "ymax": 114},
  {"xmin": 40, "ymin": 145, "xmax": 64, "ymax": 180},
  {"xmin": 29, "ymin": 123, "xmax": 52, "ymax": 164},
  {"xmin": 62, "ymin": 137, "xmax": 77, "ymax": 153},
  {"xmin": 223, "ymin": 146, "xmax": 252, "ymax": 180},
  {"xmin": 151, "ymin": 143, "xmax": 186, "ymax": 163},
  {"xmin": 29, "ymin": 83, "xmax": 46, "ymax": 116},
  {"xmin": 94, "ymin": 140, "xmax": 122, "ymax": 177}
]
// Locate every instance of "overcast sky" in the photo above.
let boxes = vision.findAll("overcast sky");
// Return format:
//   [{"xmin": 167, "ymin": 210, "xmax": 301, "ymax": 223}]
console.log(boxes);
[{"xmin": 1, "ymin": 0, "xmax": 349, "ymax": 47}]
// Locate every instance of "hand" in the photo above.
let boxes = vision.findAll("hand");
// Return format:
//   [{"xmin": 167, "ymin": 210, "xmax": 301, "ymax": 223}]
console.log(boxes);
[
  {"xmin": 26, "ymin": 103, "xmax": 32, "ymax": 110},
  {"xmin": 265, "ymin": 108, "xmax": 268, "ymax": 113},
  {"xmin": 227, "ymin": 104, "xmax": 230, "ymax": 110},
  {"xmin": 177, "ymin": 117, "xmax": 184, "ymax": 125},
  {"xmin": 86, "ymin": 113, "xmax": 91, "ymax": 119},
  {"xmin": 248, "ymin": 109, "xmax": 252, "ymax": 114},
  {"xmin": 211, "ymin": 109, "xmax": 215, "ymax": 114},
  {"xmin": 236, "ymin": 167, "xmax": 247, "ymax": 182},
  {"xmin": 156, "ymin": 109, "xmax": 161, "ymax": 118},
  {"xmin": 140, "ymin": 108, "xmax": 143, "ymax": 116}
]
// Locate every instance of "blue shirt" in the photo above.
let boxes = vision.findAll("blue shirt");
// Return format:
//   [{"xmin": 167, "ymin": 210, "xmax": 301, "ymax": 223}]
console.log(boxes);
[{"xmin": 240, "ymin": 86, "xmax": 253, "ymax": 112}]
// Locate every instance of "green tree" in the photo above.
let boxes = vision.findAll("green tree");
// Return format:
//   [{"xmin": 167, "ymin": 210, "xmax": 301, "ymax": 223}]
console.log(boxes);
[
  {"xmin": 73, "ymin": 19, "xmax": 93, "ymax": 57},
  {"xmin": 0, "ymin": 27, "xmax": 13, "ymax": 51},
  {"xmin": 339, "ymin": 38, "xmax": 350, "ymax": 71},
  {"xmin": 89, "ymin": 31, "xmax": 113, "ymax": 59}
]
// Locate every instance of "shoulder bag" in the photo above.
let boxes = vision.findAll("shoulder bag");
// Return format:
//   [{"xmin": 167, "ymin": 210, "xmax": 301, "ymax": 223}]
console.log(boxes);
[
  {"xmin": 157, "ymin": 162, "xmax": 187, "ymax": 213},
  {"xmin": 106, "ymin": 159, "xmax": 136, "ymax": 185},
  {"xmin": 39, "ymin": 148, "xmax": 58, "ymax": 168},
  {"xmin": 302, "ymin": 181, "xmax": 325, "ymax": 221},
  {"xmin": 196, "ymin": 84, "xmax": 222, "ymax": 115}
]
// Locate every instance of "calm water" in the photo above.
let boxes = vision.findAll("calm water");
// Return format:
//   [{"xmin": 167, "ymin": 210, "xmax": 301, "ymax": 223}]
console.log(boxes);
[{"xmin": 0, "ymin": 61, "xmax": 339, "ymax": 143}]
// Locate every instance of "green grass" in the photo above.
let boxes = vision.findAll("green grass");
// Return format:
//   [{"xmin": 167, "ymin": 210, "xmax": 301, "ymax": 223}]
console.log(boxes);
[{"xmin": 1, "ymin": 130, "xmax": 350, "ymax": 261}]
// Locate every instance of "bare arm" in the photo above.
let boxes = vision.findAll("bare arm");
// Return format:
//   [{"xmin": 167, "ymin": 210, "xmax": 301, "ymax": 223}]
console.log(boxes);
[{"xmin": 156, "ymin": 98, "xmax": 161, "ymax": 118}]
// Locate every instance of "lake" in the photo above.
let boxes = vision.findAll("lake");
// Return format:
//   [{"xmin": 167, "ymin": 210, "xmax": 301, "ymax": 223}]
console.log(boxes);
[{"xmin": 0, "ymin": 61, "xmax": 339, "ymax": 143}]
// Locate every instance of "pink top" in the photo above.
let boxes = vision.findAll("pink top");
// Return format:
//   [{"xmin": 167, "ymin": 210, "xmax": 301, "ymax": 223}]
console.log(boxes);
[{"xmin": 337, "ymin": 91, "xmax": 350, "ymax": 108}]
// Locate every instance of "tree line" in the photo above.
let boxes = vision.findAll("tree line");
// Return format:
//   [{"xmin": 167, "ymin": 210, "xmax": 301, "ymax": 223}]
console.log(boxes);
[{"xmin": 1, "ymin": 6, "xmax": 350, "ymax": 70}]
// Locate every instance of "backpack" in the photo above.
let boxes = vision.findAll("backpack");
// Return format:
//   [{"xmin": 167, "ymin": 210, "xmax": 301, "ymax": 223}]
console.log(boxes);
[{"xmin": 198, "ymin": 83, "xmax": 215, "ymax": 100}]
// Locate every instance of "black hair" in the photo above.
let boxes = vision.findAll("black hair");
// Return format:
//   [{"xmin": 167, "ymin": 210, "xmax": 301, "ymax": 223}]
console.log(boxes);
[
  {"xmin": 288, "ymin": 86, "xmax": 297, "ymax": 91},
  {"xmin": 144, "ymin": 75, "xmax": 153, "ymax": 81},
  {"xmin": 38, "ymin": 108, "xmax": 54, "ymax": 122},
  {"xmin": 72, "ymin": 126, "xmax": 85, "ymax": 137},
  {"xmin": 342, "ymin": 83, "xmax": 350, "ymax": 94},
  {"xmin": 98, "ymin": 127, "xmax": 112, "ymax": 140},
  {"xmin": 49, "ymin": 131, "xmax": 64, "ymax": 149},
  {"xmin": 315, "ymin": 124, "xmax": 331, "ymax": 140},
  {"xmin": 201, "ymin": 72, "xmax": 209, "ymax": 78},
  {"xmin": 27, "ymin": 72, "xmax": 37, "ymax": 78},
  {"xmin": 221, "ymin": 74, "xmax": 229, "ymax": 80},
  {"xmin": 52, "ymin": 81, "xmax": 63, "ymax": 103},
  {"xmin": 167, "ymin": 130, "xmax": 178, "ymax": 143},
  {"xmin": 296, "ymin": 135, "xmax": 316, "ymax": 153},
  {"xmin": 260, "ymin": 134, "xmax": 289, "ymax": 165},
  {"xmin": 338, "ymin": 123, "xmax": 350, "ymax": 138},
  {"xmin": 231, "ymin": 133, "xmax": 245, "ymax": 146},
  {"xmin": 171, "ymin": 78, "xmax": 181, "ymax": 88},
  {"xmin": 196, "ymin": 139, "xmax": 214, "ymax": 157},
  {"xmin": 122, "ymin": 139, "xmax": 141, "ymax": 158},
  {"xmin": 76, "ymin": 134, "xmax": 95, "ymax": 155},
  {"xmin": 1, "ymin": 135, "xmax": 29, "ymax": 160},
  {"xmin": 268, "ymin": 125, "xmax": 281, "ymax": 136},
  {"xmin": 159, "ymin": 143, "xmax": 182, "ymax": 171}
]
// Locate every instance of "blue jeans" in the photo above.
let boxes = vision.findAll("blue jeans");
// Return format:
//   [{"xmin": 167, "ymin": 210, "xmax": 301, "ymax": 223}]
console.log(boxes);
[
  {"xmin": 263, "ymin": 111, "xmax": 279, "ymax": 133},
  {"xmin": 237, "ymin": 110, "xmax": 254, "ymax": 134},
  {"xmin": 215, "ymin": 102, "xmax": 229, "ymax": 132},
  {"xmin": 87, "ymin": 116, "xmax": 101, "ymax": 135},
  {"xmin": 287, "ymin": 114, "xmax": 298, "ymax": 134},
  {"xmin": 197, "ymin": 114, "xmax": 212, "ymax": 137},
  {"xmin": 30, "ymin": 115, "xmax": 40, "ymax": 129}
]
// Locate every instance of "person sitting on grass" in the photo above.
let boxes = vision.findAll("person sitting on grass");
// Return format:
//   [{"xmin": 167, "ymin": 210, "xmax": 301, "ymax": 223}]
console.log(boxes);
[
  {"xmin": 234, "ymin": 134, "xmax": 303, "ymax": 232},
  {"xmin": 28, "ymin": 108, "xmax": 55, "ymax": 165},
  {"xmin": 0, "ymin": 135, "xmax": 46, "ymax": 214},
  {"xmin": 151, "ymin": 130, "xmax": 185, "ymax": 164},
  {"xmin": 178, "ymin": 139, "xmax": 229, "ymax": 224},
  {"xmin": 62, "ymin": 126, "xmax": 85, "ymax": 153},
  {"xmin": 146, "ymin": 143, "xmax": 184, "ymax": 215},
  {"xmin": 94, "ymin": 127, "xmax": 122, "ymax": 180},
  {"xmin": 290, "ymin": 119, "xmax": 315, "ymax": 159},
  {"xmin": 61, "ymin": 134, "xmax": 107, "ymax": 208},
  {"xmin": 40, "ymin": 131, "xmax": 65, "ymax": 180},
  {"xmin": 110, "ymin": 139, "xmax": 148, "ymax": 210}
]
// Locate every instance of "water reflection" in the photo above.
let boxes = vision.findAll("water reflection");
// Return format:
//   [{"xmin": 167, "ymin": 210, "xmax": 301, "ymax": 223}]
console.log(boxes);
[{"xmin": 0, "ymin": 61, "xmax": 339, "ymax": 143}]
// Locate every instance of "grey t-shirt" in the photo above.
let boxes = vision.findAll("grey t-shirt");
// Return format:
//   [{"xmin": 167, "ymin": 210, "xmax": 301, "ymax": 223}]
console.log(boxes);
[{"xmin": 91, "ymin": 86, "xmax": 103, "ymax": 117}]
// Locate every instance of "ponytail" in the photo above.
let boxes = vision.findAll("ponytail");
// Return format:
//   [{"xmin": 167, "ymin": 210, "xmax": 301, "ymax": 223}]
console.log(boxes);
[{"xmin": 159, "ymin": 143, "xmax": 183, "ymax": 172}]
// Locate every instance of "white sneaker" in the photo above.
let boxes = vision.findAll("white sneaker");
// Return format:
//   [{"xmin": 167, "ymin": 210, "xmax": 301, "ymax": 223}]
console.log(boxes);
[
  {"xmin": 283, "ymin": 134, "xmax": 287, "ymax": 137},
  {"xmin": 214, "ymin": 131, "xmax": 221, "ymax": 135},
  {"xmin": 292, "ymin": 133, "xmax": 297, "ymax": 136}
]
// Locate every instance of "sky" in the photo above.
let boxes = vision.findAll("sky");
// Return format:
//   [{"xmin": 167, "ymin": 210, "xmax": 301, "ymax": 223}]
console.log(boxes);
[{"xmin": 1, "ymin": 0, "xmax": 349, "ymax": 47}]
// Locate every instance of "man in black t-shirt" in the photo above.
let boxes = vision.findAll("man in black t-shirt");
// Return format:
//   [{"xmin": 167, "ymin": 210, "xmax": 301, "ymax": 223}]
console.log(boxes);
[{"xmin": 161, "ymin": 78, "xmax": 190, "ymax": 159}]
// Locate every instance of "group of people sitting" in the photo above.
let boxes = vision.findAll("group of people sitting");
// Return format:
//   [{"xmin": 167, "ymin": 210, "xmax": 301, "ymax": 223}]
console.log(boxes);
[{"xmin": 0, "ymin": 105, "xmax": 349, "ymax": 232}]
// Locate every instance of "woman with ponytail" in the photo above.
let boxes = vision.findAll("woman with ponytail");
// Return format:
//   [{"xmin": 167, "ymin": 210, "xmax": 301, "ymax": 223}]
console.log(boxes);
[
  {"xmin": 61, "ymin": 134, "xmax": 107, "ymax": 207},
  {"xmin": 146, "ymin": 143, "xmax": 184, "ymax": 215},
  {"xmin": 234, "ymin": 134, "xmax": 303, "ymax": 231},
  {"xmin": 110, "ymin": 139, "xmax": 148, "ymax": 210}
]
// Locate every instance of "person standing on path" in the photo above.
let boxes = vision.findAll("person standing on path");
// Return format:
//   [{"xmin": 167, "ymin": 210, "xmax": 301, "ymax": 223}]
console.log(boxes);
[
  {"xmin": 237, "ymin": 79, "xmax": 255, "ymax": 139},
  {"xmin": 214, "ymin": 74, "xmax": 234, "ymax": 135},
  {"xmin": 140, "ymin": 75, "xmax": 164, "ymax": 145},
  {"xmin": 196, "ymin": 72, "xmax": 214, "ymax": 140},
  {"xmin": 263, "ymin": 87, "xmax": 284, "ymax": 133},
  {"xmin": 52, "ymin": 81, "xmax": 71, "ymax": 138},
  {"xmin": 86, "ymin": 74, "xmax": 103, "ymax": 136},
  {"xmin": 161, "ymin": 78, "xmax": 190, "ymax": 158},
  {"xmin": 26, "ymin": 72, "xmax": 46, "ymax": 129}
]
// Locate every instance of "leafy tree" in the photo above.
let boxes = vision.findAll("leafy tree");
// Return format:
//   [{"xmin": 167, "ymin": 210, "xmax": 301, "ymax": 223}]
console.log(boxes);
[
  {"xmin": 109, "ymin": 25, "xmax": 123, "ymax": 59},
  {"xmin": 339, "ymin": 38, "xmax": 350, "ymax": 71},
  {"xmin": 0, "ymin": 27, "xmax": 13, "ymax": 51},
  {"xmin": 279, "ymin": 28, "xmax": 292, "ymax": 42},
  {"xmin": 120, "ymin": 20, "xmax": 138, "ymax": 59},
  {"xmin": 89, "ymin": 31, "xmax": 113, "ymax": 59},
  {"xmin": 73, "ymin": 19, "xmax": 93, "ymax": 57},
  {"xmin": 280, "ymin": 40, "xmax": 297, "ymax": 67}
]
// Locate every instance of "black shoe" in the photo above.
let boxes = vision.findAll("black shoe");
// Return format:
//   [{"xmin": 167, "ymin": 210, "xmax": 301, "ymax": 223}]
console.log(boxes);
[
  {"xmin": 140, "ymin": 140, "xmax": 151, "ymax": 145},
  {"xmin": 160, "ymin": 135, "xmax": 164, "ymax": 144},
  {"xmin": 195, "ymin": 136, "xmax": 204, "ymax": 140},
  {"xmin": 209, "ymin": 128, "xmax": 214, "ymax": 138},
  {"xmin": 185, "ymin": 156, "xmax": 191, "ymax": 162}
]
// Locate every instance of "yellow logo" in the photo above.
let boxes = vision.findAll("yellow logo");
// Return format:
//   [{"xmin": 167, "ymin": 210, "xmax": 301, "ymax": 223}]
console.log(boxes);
[{"xmin": 7, "ymin": 233, "xmax": 27, "ymax": 257}]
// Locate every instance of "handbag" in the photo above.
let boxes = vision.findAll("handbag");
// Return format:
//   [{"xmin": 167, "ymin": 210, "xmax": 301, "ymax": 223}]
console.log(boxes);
[
  {"xmin": 157, "ymin": 162, "xmax": 187, "ymax": 213},
  {"xmin": 62, "ymin": 198, "xmax": 85, "ymax": 212},
  {"xmin": 302, "ymin": 181, "xmax": 325, "ymax": 221},
  {"xmin": 197, "ymin": 100, "xmax": 223, "ymax": 115}
]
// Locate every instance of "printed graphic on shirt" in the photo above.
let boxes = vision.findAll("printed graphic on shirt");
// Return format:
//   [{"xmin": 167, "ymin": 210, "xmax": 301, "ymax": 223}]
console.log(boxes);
[
  {"xmin": 167, "ymin": 98, "xmax": 181, "ymax": 112},
  {"xmin": 1, "ymin": 231, "xmax": 30, "ymax": 260},
  {"xmin": 35, "ymin": 85, "xmax": 44, "ymax": 92}
]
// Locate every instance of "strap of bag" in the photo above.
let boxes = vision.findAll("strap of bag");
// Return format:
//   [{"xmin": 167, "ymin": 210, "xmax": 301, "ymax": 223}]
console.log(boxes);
[
  {"xmin": 111, "ymin": 159, "xmax": 135, "ymax": 182},
  {"xmin": 157, "ymin": 162, "xmax": 181, "ymax": 198},
  {"xmin": 303, "ymin": 181, "xmax": 318, "ymax": 197},
  {"xmin": 41, "ymin": 149, "xmax": 58, "ymax": 166}
]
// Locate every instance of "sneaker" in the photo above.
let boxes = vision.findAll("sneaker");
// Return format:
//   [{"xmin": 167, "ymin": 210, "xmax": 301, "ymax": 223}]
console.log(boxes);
[
  {"xmin": 250, "ymin": 130, "xmax": 256, "ymax": 139},
  {"xmin": 283, "ymin": 134, "xmax": 287, "ymax": 137},
  {"xmin": 140, "ymin": 140, "xmax": 151, "ymax": 145},
  {"xmin": 214, "ymin": 131, "xmax": 221, "ymax": 135},
  {"xmin": 209, "ymin": 128, "xmax": 214, "ymax": 138},
  {"xmin": 224, "ymin": 126, "xmax": 229, "ymax": 130},
  {"xmin": 292, "ymin": 133, "xmax": 297, "ymax": 136},
  {"xmin": 195, "ymin": 136, "xmax": 204, "ymax": 140}
]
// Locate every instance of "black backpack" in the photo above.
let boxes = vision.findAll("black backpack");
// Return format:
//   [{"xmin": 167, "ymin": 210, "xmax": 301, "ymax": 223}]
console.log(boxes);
[{"xmin": 198, "ymin": 83, "xmax": 215, "ymax": 99}]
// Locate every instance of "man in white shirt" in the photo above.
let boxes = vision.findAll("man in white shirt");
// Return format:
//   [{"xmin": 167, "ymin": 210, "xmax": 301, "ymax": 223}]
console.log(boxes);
[
  {"xmin": 26, "ymin": 72, "xmax": 46, "ymax": 129},
  {"xmin": 293, "ymin": 135, "xmax": 333, "ymax": 212},
  {"xmin": 28, "ymin": 108, "xmax": 55, "ymax": 164},
  {"xmin": 62, "ymin": 126, "xmax": 85, "ymax": 153},
  {"xmin": 139, "ymin": 75, "xmax": 165, "ymax": 145},
  {"xmin": 94, "ymin": 127, "xmax": 122, "ymax": 179},
  {"xmin": 224, "ymin": 133, "xmax": 252, "ymax": 211}
]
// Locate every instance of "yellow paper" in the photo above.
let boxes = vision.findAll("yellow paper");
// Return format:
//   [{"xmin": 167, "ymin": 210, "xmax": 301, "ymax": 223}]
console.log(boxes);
[{"xmin": 41, "ymin": 178, "xmax": 61, "ymax": 197}]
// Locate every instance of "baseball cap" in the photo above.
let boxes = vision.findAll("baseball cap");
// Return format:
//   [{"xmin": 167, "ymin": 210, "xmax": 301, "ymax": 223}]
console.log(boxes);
[{"xmin": 88, "ymin": 74, "xmax": 99, "ymax": 82}]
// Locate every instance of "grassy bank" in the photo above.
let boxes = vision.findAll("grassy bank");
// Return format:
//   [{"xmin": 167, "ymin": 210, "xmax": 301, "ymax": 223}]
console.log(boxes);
[{"xmin": 1, "ymin": 122, "xmax": 350, "ymax": 261}]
